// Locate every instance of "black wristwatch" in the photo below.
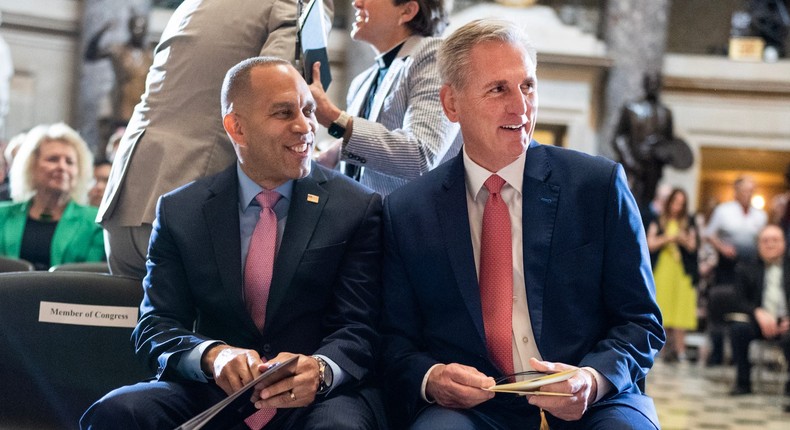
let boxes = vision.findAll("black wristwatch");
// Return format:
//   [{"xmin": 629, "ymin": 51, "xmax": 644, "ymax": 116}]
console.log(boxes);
[
  {"xmin": 327, "ymin": 111, "xmax": 351, "ymax": 139},
  {"xmin": 312, "ymin": 355, "xmax": 334, "ymax": 394}
]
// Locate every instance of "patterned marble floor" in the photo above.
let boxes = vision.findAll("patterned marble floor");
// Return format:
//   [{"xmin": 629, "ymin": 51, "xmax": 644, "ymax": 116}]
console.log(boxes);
[{"xmin": 647, "ymin": 358, "xmax": 789, "ymax": 429}]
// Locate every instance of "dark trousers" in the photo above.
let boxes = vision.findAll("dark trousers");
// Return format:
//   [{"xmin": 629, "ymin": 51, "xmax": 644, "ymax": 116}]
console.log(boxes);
[
  {"xmin": 80, "ymin": 379, "xmax": 385, "ymax": 430},
  {"xmin": 408, "ymin": 392, "xmax": 658, "ymax": 430},
  {"xmin": 729, "ymin": 320, "xmax": 790, "ymax": 390},
  {"xmin": 706, "ymin": 283, "xmax": 740, "ymax": 365}
]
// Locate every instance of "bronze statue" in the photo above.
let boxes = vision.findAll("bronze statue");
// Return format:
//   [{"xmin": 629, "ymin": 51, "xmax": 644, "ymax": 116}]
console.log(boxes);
[
  {"xmin": 85, "ymin": 13, "xmax": 153, "ymax": 127},
  {"xmin": 612, "ymin": 73, "xmax": 692, "ymax": 210},
  {"xmin": 747, "ymin": 0, "xmax": 790, "ymax": 57}
]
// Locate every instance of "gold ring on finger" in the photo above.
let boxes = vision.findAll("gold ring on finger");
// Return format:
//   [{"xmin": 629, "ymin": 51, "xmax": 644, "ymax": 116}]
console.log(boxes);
[{"xmin": 289, "ymin": 390, "xmax": 296, "ymax": 401}]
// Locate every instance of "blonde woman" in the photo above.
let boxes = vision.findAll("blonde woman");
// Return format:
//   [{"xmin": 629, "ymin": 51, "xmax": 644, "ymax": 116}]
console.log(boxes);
[{"xmin": 0, "ymin": 123, "xmax": 104, "ymax": 269}]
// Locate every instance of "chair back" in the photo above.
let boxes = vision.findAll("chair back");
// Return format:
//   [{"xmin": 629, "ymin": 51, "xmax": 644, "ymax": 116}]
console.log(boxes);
[
  {"xmin": 0, "ymin": 271, "xmax": 152, "ymax": 429},
  {"xmin": 0, "ymin": 256, "xmax": 34, "ymax": 272},
  {"xmin": 49, "ymin": 262, "xmax": 111, "ymax": 273}
]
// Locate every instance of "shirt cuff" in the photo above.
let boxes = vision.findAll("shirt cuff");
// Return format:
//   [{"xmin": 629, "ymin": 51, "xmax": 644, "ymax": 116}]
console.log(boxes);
[
  {"xmin": 177, "ymin": 340, "xmax": 224, "ymax": 382},
  {"xmin": 420, "ymin": 363, "xmax": 443, "ymax": 403},
  {"xmin": 314, "ymin": 354, "xmax": 346, "ymax": 393},
  {"xmin": 582, "ymin": 366, "xmax": 612, "ymax": 403}
]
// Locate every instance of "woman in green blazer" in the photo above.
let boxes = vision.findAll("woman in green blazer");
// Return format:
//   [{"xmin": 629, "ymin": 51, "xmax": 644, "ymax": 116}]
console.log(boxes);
[{"xmin": 0, "ymin": 123, "xmax": 104, "ymax": 269}]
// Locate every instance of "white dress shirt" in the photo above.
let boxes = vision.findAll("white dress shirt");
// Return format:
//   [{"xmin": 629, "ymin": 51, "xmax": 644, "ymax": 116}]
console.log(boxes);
[{"xmin": 763, "ymin": 263, "xmax": 788, "ymax": 319}]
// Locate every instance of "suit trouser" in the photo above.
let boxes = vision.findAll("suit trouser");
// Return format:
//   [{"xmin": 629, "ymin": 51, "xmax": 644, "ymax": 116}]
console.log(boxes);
[
  {"xmin": 729, "ymin": 320, "xmax": 790, "ymax": 390},
  {"xmin": 102, "ymin": 221, "xmax": 152, "ymax": 279},
  {"xmin": 408, "ymin": 393, "xmax": 659, "ymax": 430},
  {"xmin": 80, "ymin": 379, "xmax": 384, "ymax": 430}
]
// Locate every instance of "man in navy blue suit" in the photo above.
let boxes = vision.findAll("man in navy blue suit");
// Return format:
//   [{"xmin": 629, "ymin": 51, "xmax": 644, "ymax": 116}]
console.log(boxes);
[
  {"xmin": 380, "ymin": 20, "xmax": 665, "ymax": 429},
  {"xmin": 82, "ymin": 57, "xmax": 384, "ymax": 429}
]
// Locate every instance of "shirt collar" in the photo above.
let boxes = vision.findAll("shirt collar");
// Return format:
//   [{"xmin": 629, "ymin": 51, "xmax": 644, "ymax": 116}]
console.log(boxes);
[
  {"xmin": 237, "ymin": 163, "xmax": 294, "ymax": 210},
  {"xmin": 463, "ymin": 146, "xmax": 527, "ymax": 201},
  {"xmin": 375, "ymin": 40, "xmax": 405, "ymax": 69}
]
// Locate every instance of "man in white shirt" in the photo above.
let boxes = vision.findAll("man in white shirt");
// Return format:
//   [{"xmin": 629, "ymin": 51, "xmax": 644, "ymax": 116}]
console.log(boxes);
[{"xmin": 704, "ymin": 175, "xmax": 767, "ymax": 366}]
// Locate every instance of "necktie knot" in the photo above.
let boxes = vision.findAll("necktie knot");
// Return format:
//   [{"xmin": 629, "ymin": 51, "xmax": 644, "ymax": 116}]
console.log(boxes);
[
  {"xmin": 484, "ymin": 174, "xmax": 506, "ymax": 195},
  {"xmin": 256, "ymin": 190, "xmax": 281, "ymax": 210}
]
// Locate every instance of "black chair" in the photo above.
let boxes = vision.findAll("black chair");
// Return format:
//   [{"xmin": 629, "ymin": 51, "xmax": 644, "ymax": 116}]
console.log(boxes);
[
  {"xmin": 0, "ymin": 256, "xmax": 34, "ymax": 272},
  {"xmin": 49, "ymin": 262, "xmax": 111, "ymax": 274},
  {"xmin": 0, "ymin": 271, "xmax": 152, "ymax": 429}
]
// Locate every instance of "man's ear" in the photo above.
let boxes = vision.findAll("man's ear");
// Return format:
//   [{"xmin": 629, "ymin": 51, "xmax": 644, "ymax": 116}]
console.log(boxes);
[
  {"xmin": 398, "ymin": 1, "xmax": 419, "ymax": 26},
  {"xmin": 440, "ymin": 84, "xmax": 459, "ymax": 123},
  {"xmin": 222, "ymin": 112, "xmax": 245, "ymax": 147}
]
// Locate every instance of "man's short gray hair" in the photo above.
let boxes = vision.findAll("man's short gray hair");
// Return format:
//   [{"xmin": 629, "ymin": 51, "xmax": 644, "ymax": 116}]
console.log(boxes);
[{"xmin": 438, "ymin": 19, "xmax": 537, "ymax": 88}]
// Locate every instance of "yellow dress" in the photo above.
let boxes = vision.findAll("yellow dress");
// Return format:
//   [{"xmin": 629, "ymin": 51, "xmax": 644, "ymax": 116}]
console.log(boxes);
[{"xmin": 653, "ymin": 220, "xmax": 698, "ymax": 330}]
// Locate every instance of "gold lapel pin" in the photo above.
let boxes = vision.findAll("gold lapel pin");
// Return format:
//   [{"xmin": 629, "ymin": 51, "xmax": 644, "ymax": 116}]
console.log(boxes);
[{"xmin": 307, "ymin": 194, "xmax": 320, "ymax": 204}]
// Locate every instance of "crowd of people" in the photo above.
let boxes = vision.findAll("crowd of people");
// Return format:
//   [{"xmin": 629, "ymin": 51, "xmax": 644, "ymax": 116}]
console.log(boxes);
[
  {"xmin": 644, "ymin": 174, "xmax": 790, "ymax": 411},
  {"xmin": 0, "ymin": 0, "xmax": 788, "ymax": 428}
]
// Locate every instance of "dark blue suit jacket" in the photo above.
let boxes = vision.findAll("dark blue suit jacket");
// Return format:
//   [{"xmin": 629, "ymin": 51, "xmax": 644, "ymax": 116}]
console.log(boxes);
[
  {"xmin": 380, "ymin": 141, "xmax": 664, "ymax": 424},
  {"xmin": 132, "ymin": 162, "xmax": 382, "ymax": 388}
]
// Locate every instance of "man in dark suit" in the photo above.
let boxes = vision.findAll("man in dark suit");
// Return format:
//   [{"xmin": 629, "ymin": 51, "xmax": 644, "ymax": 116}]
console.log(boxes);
[
  {"xmin": 380, "ymin": 20, "xmax": 664, "ymax": 429},
  {"xmin": 81, "ymin": 57, "xmax": 383, "ymax": 429},
  {"xmin": 727, "ymin": 224, "xmax": 790, "ymax": 402}
]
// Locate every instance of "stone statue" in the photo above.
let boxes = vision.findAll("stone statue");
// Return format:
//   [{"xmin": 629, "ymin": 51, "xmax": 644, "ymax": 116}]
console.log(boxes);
[
  {"xmin": 0, "ymin": 11, "xmax": 13, "ymax": 140},
  {"xmin": 85, "ymin": 13, "xmax": 153, "ymax": 127},
  {"xmin": 612, "ymin": 73, "xmax": 692, "ymax": 210}
]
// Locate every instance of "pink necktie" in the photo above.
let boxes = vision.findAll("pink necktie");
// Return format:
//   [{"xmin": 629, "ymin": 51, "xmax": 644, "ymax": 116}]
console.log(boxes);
[
  {"xmin": 245, "ymin": 407, "xmax": 276, "ymax": 430},
  {"xmin": 479, "ymin": 175, "xmax": 514, "ymax": 377},
  {"xmin": 243, "ymin": 190, "xmax": 280, "ymax": 430},
  {"xmin": 245, "ymin": 190, "xmax": 281, "ymax": 332}
]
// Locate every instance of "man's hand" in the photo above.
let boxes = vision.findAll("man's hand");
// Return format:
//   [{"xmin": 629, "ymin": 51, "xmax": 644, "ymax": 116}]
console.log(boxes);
[
  {"xmin": 202, "ymin": 345, "xmax": 265, "ymax": 396},
  {"xmin": 252, "ymin": 353, "xmax": 320, "ymax": 409},
  {"xmin": 527, "ymin": 358, "xmax": 596, "ymax": 422},
  {"xmin": 755, "ymin": 307, "xmax": 781, "ymax": 338},
  {"xmin": 308, "ymin": 62, "xmax": 341, "ymax": 127},
  {"xmin": 779, "ymin": 317, "xmax": 790, "ymax": 336},
  {"xmin": 425, "ymin": 363, "xmax": 495, "ymax": 409},
  {"xmin": 710, "ymin": 237, "xmax": 737, "ymax": 260}
]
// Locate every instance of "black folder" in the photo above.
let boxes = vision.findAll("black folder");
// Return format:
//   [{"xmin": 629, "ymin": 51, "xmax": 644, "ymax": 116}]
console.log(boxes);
[
  {"xmin": 298, "ymin": 0, "xmax": 332, "ymax": 90},
  {"xmin": 174, "ymin": 356, "xmax": 299, "ymax": 430}
]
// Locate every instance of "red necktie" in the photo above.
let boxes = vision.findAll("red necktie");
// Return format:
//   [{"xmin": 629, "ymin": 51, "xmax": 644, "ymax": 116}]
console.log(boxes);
[
  {"xmin": 479, "ymin": 175, "xmax": 514, "ymax": 377},
  {"xmin": 243, "ymin": 190, "xmax": 280, "ymax": 429}
]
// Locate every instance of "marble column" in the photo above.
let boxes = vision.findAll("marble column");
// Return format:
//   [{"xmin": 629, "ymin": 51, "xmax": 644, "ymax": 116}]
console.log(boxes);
[
  {"xmin": 76, "ymin": 0, "xmax": 151, "ymax": 154},
  {"xmin": 598, "ymin": 0, "xmax": 670, "ymax": 158}
]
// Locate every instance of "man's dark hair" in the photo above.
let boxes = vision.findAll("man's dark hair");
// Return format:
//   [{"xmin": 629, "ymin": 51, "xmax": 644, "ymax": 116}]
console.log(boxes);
[
  {"xmin": 395, "ymin": 0, "xmax": 451, "ymax": 37},
  {"xmin": 221, "ymin": 56, "xmax": 290, "ymax": 115}
]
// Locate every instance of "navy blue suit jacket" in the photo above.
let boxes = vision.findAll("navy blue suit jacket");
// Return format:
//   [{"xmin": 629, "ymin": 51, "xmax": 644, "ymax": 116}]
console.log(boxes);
[
  {"xmin": 132, "ymin": 162, "xmax": 382, "ymax": 388},
  {"xmin": 380, "ymin": 141, "xmax": 664, "ymax": 423}
]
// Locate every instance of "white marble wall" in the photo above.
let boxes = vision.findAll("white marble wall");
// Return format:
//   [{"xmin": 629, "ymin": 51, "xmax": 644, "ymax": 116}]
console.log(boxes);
[
  {"xmin": 0, "ymin": 0, "xmax": 79, "ymax": 141},
  {"xmin": 661, "ymin": 54, "xmax": 790, "ymax": 207}
]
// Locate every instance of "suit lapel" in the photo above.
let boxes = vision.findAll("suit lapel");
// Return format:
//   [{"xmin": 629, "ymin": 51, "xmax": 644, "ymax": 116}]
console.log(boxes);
[
  {"xmin": 50, "ymin": 201, "xmax": 81, "ymax": 264},
  {"xmin": 202, "ymin": 166, "xmax": 248, "ymax": 328},
  {"xmin": 368, "ymin": 36, "xmax": 422, "ymax": 121},
  {"xmin": 348, "ymin": 66, "xmax": 377, "ymax": 117},
  {"xmin": 521, "ymin": 142, "xmax": 559, "ymax": 348},
  {"xmin": 436, "ymin": 156, "xmax": 487, "ymax": 346},
  {"xmin": 264, "ymin": 165, "xmax": 329, "ymax": 328}
]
